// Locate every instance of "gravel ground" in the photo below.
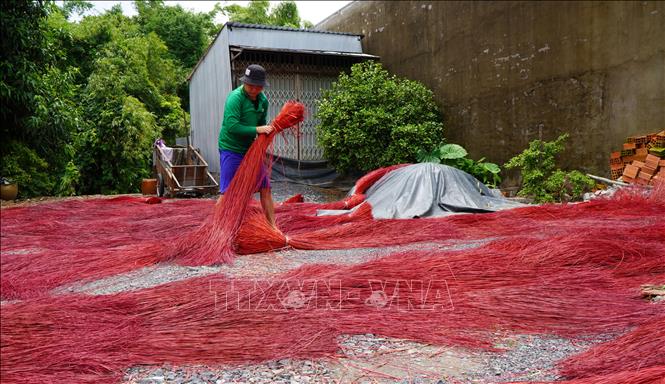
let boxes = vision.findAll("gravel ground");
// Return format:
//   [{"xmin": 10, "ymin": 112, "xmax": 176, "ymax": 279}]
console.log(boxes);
[
  {"xmin": 2, "ymin": 182, "xmax": 628, "ymax": 383},
  {"xmin": 67, "ymin": 239, "xmax": 489, "ymax": 296},
  {"xmin": 270, "ymin": 181, "xmax": 350, "ymax": 203},
  {"xmin": 123, "ymin": 332, "xmax": 612, "ymax": 384}
]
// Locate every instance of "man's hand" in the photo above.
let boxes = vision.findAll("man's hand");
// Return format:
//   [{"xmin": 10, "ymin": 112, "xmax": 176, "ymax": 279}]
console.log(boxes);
[{"xmin": 256, "ymin": 125, "xmax": 274, "ymax": 135}]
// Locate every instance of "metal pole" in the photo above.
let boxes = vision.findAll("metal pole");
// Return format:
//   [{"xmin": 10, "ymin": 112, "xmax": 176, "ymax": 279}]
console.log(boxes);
[{"xmin": 586, "ymin": 173, "xmax": 629, "ymax": 186}]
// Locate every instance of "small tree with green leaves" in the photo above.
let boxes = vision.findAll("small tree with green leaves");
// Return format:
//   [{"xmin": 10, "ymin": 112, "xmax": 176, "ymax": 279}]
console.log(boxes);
[
  {"xmin": 505, "ymin": 134, "xmax": 594, "ymax": 203},
  {"xmin": 316, "ymin": 61, "xmax": 445, "ymax": 174}
]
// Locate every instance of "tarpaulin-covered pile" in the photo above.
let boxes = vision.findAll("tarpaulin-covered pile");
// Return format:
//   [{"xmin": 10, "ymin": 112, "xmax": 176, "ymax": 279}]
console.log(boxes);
[{"xmin": 358, "ymin": 163, "xmax": 524, "ymax": 218}]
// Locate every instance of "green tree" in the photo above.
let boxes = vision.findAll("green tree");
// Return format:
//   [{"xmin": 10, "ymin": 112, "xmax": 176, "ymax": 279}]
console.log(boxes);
[
  {"xmin": 1, "ymin": 1, "xmax": 84, "ymax": 196},
  {"xmin": 1, "ymin": 0, "xmax": 196, "ymax": 197},
  {"xmin": 220, "ymin": 0, "xmax": 313, "ymax": 28},
  {"xmin": 60, "ymin": 0, "xmax": 93, "ymax": 19},
  {"xmin": 221, "ymin": 0, "xmax": 270, "ymax": 25},
  {"xmin": 134, "ymin": 0, "xmax": 218, "ymax": 112},
  {"xmin": 1, "ymin": 0, "xmax": 48, "ymax": 144},
  {"xmin": 77, "ymin": 27, "xmax": 185, "ymax": 194},
  {"xmin": 65, "ymin": 5, "xmax": 131, "ymax": 82},
  {"xmin": 135, "ymin": 0, "xmax": 217, "ymax": 69},
  {"xmin": 270, "ymin": 1, "xmax": 301, "ymax": 28},
  {"xmin": 316, "ymin": 61, "xmax": 445, "ymax": 174}
]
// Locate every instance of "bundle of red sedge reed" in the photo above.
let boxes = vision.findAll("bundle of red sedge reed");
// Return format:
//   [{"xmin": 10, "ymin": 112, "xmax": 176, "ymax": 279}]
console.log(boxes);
[{"xmin": 165, "ymin": 101, "xmax": 305, "ymax": 265}]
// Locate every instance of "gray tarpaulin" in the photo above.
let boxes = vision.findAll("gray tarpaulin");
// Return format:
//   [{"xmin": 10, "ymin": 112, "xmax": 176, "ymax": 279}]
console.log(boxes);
[{"xmin": 318, "ymin": 163, "xmax": 524, "ymax": 219}]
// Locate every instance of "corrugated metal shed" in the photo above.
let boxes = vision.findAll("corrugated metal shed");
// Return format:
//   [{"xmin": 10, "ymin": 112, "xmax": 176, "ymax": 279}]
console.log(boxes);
[{"xmin": 188, "ymin": 22, "xmax": 377, "ymax": 176}]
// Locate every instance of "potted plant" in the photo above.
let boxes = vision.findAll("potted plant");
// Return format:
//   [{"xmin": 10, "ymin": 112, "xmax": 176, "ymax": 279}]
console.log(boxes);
[{"xmin": 1, "ymin": 177, "xmax": 18, "ymax": 200}]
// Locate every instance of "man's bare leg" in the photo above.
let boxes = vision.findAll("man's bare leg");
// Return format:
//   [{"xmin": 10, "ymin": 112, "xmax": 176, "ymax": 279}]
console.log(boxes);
[{"xmin": 259, "ymin": 187, "xmax": 276, "ymax": 229}]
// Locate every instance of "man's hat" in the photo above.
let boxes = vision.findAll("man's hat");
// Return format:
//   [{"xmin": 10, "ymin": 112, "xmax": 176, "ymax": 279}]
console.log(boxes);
[{"xmin": 240, "ymin": 64, "xmax": 269, "ymax": 87}]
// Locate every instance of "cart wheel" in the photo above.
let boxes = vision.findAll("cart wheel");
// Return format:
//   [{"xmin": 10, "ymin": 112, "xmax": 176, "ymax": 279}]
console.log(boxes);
[{"xmin": 157, "ymin": 174, "xmax": 165, "ymax": 197}]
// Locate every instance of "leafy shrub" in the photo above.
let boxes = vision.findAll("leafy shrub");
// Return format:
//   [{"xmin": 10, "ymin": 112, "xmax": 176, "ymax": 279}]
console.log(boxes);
[
  {"xmin": 316, "ymin": 61, "xmax": 445, "ymax": 174},
  {"xmin": 0, "ymin": 141, "xmax": 54, "ymax": 197},
  {"xmin": 417, "ymin": 143, "xmax": 502, "ymax": 188},
  {"xmin": 55, "ymin": 159, "xmax": 81, "ymax": 196},
  {"xmin": 505, "ymin": 134, "xmax": 594, "ymax": 203},
  {"xmin": 77, "ymin": 95, "xmax": 159, "ymax": 194},
  {"xmin": 544, "ymin": 170, "xmax": 595, "ymax": 203}
]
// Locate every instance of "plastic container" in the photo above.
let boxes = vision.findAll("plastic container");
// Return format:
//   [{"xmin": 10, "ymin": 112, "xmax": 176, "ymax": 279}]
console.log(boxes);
[{"xmin": 1, "ymin": 183, "xmax": 18, "ymax": 200}]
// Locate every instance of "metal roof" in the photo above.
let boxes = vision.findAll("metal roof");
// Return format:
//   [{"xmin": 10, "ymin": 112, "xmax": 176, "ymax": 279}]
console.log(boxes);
[
  {"xmin": 229, "ymin": 45, "xmax": 379, "ymax": 59},
  {"xmin": 226, "ymin": 21, "xmax": 364, "ymax": 38},
  {"xmin": 188, "ymin": 22, "xmax": 369, "ymax": 81}
]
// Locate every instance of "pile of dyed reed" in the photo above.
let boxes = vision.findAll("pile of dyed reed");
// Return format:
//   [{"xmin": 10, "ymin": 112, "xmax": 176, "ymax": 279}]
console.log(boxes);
[
  {"xmin": 2, "ymin": 232, "xmax": 663, "ymax": 383},
  {"xmin": 2, "ymin": 179, "xmax": 664, "ymax": 299},
  {"xmin": 1, "ymin": 197, "xmax": 212, "ymax": 299}
]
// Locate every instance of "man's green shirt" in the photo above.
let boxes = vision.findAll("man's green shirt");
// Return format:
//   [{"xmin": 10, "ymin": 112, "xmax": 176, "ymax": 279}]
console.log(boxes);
[{"xmin": 218, "ymin": 86, "xmax": 269, "ymax": 154}]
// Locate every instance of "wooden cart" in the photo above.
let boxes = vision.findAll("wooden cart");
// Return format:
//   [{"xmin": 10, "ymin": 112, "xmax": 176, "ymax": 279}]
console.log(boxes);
[{"xmin": 154, "ymin": 144, "xmax": 218, "ymax": 197}]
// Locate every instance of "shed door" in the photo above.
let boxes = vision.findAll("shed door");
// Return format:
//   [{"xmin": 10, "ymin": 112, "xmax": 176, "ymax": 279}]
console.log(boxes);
[
  {"xmin": 233, "ymin": 54, "xmax": 360, "ymax": 162},
  {"xmin": 262, "ymin": 73, "xmax": 337, "ymax": 161}
]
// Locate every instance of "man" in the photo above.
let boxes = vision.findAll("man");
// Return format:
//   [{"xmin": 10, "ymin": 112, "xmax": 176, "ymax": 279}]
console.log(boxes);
[{"xmin": 218, "ymin": 64, "xmax": 276, "ymax": 228}]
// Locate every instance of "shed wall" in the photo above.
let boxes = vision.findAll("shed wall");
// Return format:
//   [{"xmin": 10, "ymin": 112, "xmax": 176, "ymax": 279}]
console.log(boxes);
[{"xmin": 189, "ymin": 28, "xmax": 233, "ymax": 175}]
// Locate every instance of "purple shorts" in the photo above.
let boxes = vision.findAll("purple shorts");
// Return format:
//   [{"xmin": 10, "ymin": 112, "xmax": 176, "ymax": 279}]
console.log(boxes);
[{"xmin": 219, "ymin": 149, "xmax": 270, "ymax": 194}]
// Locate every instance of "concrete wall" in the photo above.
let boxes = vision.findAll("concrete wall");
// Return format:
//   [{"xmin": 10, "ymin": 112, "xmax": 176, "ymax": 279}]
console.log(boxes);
[{"xmin": 318, "ymin": 1, "xmax": 665, "ymax": 184}]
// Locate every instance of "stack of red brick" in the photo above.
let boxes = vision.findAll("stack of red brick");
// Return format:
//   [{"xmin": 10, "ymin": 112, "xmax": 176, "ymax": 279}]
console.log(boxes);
[{"xmin": 609, "ymin": 130, "xmax": 665, "ymax": 185}]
